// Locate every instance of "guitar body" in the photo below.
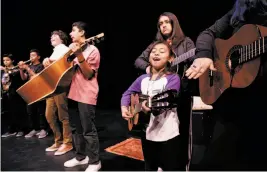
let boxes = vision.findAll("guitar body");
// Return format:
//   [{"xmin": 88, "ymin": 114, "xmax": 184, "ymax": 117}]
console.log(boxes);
[
  {"xmin": 199, "ymin": 24, "xmax": 267, "ymax": 105},
  {"xmin": 16, "ymin": 50, "xmax": 75, "ymax": 105},
  {"xmin": 127, "ymin": 89, "xmax": 179, "ymax": 131},
  {"xmin": 128, "ymin": 93, "xmax": 140, "ymax": 131},
  {"xmin": 16, "ymin": 33, "xmax": 104, "ymax": 105}
]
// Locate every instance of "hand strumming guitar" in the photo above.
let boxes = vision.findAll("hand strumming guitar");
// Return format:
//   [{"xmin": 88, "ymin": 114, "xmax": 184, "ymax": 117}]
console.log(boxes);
[
  {"xmin": 121, "ymin": 106, "xmax": 133, "ymax": 121},
  {"xmin": 121, "ymin": 100, "xmax": 151, "ymax": 121},
  {"xmin": 185, "ymin": 57, "xmax": 216, "ymax": 79},
  {"xmin": 43, "ymin": 58, "xmax": 52, "ymax": 67}
]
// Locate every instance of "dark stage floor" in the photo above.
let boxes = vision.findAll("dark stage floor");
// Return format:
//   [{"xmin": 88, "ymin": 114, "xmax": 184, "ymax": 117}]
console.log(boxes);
[
  {"xmin": 1, "ymin": 109, "xmax": 210, "ymax": 171},
  {"xmin": 1, "ymin": 109, "xmax": 147, "ymax": 171}
]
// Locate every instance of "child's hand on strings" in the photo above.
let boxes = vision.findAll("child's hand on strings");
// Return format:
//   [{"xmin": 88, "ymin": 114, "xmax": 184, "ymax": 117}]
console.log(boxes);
[
  {"xmin": 141, "ymin": 100, "xmax": 151, "ymax": 114},
  {"xmin": 121, "ymin": 106, "xmax": 133, "ymax": 120}
]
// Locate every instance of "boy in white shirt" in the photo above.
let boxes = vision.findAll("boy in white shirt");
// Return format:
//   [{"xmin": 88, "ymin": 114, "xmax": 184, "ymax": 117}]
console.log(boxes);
[{"xmin": 43, "ymin": 30, "xmax": 73, "ymax": 156}]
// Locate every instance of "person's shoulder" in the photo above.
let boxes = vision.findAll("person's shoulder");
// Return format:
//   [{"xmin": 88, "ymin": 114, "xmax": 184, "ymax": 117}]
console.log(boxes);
[
  {"xmin": 56, "ymin": 44, "xmax": 69, "ymax": 49},
  {"xmin": 38, "ymin": 63, "xmax": 44, "ymax": 68},
  {"xmin": 166, "ymin": 73, "xmax": 180, "ymax": 80},
  {"xmin": 87, "ymin": 44, "xmax": 100, "ymax": 55},
  {"xmin": 54, "ymin": 44, "xmax": 70, "ymax": 53},
  {"xmin": 62, "ymin": 44, "xmax": 70, "ymax": 49},
  {"xmin": 183, "ymin": 36, "xmax": 194, "ymax": 43},
  {"xmin": 89, "ymin": 44, "xmax": 99, "ymax": 50},
  {"xmin": 137, "ymin": 73, "xmax": 150, "ymax": 81}
]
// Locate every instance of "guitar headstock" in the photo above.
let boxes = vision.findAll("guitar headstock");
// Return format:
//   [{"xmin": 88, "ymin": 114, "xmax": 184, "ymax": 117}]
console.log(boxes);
[
  {"xmin": 149, "ymin": 89, "xmax": 179, "ymax": 110},
  {"xmin": 86, "ymin": 33, "xmax": 104, "ymax": 45}
]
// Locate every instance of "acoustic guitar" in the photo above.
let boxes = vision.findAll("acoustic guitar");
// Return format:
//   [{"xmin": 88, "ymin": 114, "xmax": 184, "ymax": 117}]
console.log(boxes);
[
  {"xmin": 199, "ymin": 24, "xmax": 266, "ymax": 105},
  {"xmin": 171, "ymin": 48, "xmax": 196, "ymax": 68},
  {"xmin": 128, "ymin": 89, "xmax": 179, "ymax": 131},
  {"xmin": 16, "ymin": 33, "xmax": 104, "ymax": 105}
]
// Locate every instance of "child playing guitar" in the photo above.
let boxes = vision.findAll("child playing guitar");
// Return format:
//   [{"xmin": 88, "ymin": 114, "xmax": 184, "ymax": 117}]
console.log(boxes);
[{"xmin": 121, "ymin": 40, "xmax": 187, "ymax": 171}]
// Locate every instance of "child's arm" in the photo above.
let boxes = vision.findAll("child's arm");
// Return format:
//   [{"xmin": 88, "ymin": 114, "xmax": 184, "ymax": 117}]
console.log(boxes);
[
  {"xmin": 121, "ymin": 75, "xmax": 144, "ymax": 120},
  {"xmin": 165, "ymin": 74, "xmax": 181, "ymax": 92}
]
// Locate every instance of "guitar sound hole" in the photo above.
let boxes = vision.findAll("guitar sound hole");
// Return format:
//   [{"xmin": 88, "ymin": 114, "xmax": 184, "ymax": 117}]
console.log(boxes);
[{"xmin": 226, "ymin": 45, "xmax": 243, "ymax": 74}]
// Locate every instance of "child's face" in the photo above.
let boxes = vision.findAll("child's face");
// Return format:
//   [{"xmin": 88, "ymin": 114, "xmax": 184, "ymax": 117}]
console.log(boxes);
[
  {"xmin": 149, "ymin": 43, "xmax": 172, "ymax": 70},
  {"xmin": 51, "ymin": 34, "xmax": 62, "ymax": 47},
  {"xmin": 3, "ymin": 57, "xmax": 13, "ymax": 67},
  {"xmin": 70, "ymin": 26, "xmax": 83, "ymax": 43},
  {"xmin": 30, "ymin": 52, "xmax": 40, "ymax": 63}
]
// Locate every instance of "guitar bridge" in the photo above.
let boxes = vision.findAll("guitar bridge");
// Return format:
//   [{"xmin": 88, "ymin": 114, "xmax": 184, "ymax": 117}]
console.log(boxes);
[{"xmin": 209, "ymin": 70, "xmax": 213, "ymax": 87}]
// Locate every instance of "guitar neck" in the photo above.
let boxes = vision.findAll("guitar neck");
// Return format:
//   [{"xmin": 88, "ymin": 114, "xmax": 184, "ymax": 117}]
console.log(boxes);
[
  {"xmin": 238, "ymin": 36, "xmax": 266, "ymax": 64},
  {"xmin": 171, "ymin": 48, "xmax": 196, "ymax": 67},
  {"xmin": 132, "ymin": 90, "xmax": 178, "ymax": 115}
]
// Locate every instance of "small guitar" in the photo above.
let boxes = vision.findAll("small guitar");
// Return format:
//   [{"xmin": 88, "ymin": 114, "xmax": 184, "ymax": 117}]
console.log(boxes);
[
  {"xmin": 16, "ymin": 33, "xmax": 104, "ymax": 105},
  {"xmin": 128, "ymin": 89, "xmax": 179, "ymax": 131},
  {"xmin": 199, "ymin": 24, "xmax": 267, "ymax": 105}
]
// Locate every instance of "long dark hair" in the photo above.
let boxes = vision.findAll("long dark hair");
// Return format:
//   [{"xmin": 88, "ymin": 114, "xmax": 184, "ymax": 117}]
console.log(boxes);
[
  {"xmin": 230, "ymin": 0, "xmax": 267, "ymax": 26},
  {"xmin": 148, "ymin": 40, "xmax": 175, "ymax": 75},
  {"xmin": 155, "ymin": 12, "xmax": 185, "ymax": 48}
]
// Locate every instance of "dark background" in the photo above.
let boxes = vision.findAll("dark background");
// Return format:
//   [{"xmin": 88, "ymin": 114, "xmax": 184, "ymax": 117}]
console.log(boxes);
[{"xmin": 2, "ymin": 0, "xmax": 235, "ymax": 109}]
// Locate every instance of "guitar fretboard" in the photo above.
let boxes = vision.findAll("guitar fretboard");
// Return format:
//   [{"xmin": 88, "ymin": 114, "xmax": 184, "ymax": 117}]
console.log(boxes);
[
  {"xmin": 238, "ymin": 36, "xmax": 266, "ymax": 64},
  {"xmin": 171, "ymin": 48, "xmax": 196, "ymax": 66}
]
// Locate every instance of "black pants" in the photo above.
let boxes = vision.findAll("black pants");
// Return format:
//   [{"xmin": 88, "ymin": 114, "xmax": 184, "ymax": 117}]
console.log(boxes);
[
  {"xmin": 141, "ymin": 135, "xmax": 186, "ymax": 171},
  {"xmin": 177, "ymin": 93, "xmax": 193, "ymax": 169},
  {"xmin": 69, "ymin": 101, "xmax": 100, "ymax": 164},
  {"xmin": 3, "ymin": 92, "xmax": 28, "ymax": 133},
  {"xmin": 27, "ymin": 100, "xmax": 48, "ymax": 131},
  {"xmin": 201, "ymin": 59, "xmax": 267, "ymax": 170}
]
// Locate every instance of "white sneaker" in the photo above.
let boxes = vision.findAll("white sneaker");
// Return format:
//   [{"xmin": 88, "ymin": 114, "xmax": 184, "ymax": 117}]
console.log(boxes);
[
  {"xmin": 16, "ymin": 131, "xmax": 24, "ymax": 137},
  {"xmin": 64, "ymin": 156, "xmax": 89, "ymax": 168},
  {"xmin": 25, "ymin": 130, "xmax": 39, "ymax": 138},
  {"xmin": 85, "ymin": 161, "xmax": 101, "ymax": 172},
  {"xmin": 1, "ymin": 132, "xmax": 17, "ymax": 138},
  {"xmin": 38, "ymin": 129, "xmax": 48, "ymax": 139}
]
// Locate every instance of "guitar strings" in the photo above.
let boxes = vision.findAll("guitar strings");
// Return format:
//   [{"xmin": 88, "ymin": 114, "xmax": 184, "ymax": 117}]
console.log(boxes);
[{"xmin": 238, "ymin": 44, "xmax": 266, "ymax": 61}]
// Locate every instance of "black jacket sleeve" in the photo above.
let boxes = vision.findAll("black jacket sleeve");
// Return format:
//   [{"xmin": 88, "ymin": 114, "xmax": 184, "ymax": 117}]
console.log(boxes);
[
  {"xmin": 134, "ymin": 42, "xmax": 155, "ymax": 72},
  {"xmin": 195, "ymin": 9, "xmax": 234, "ymax": 59}
]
